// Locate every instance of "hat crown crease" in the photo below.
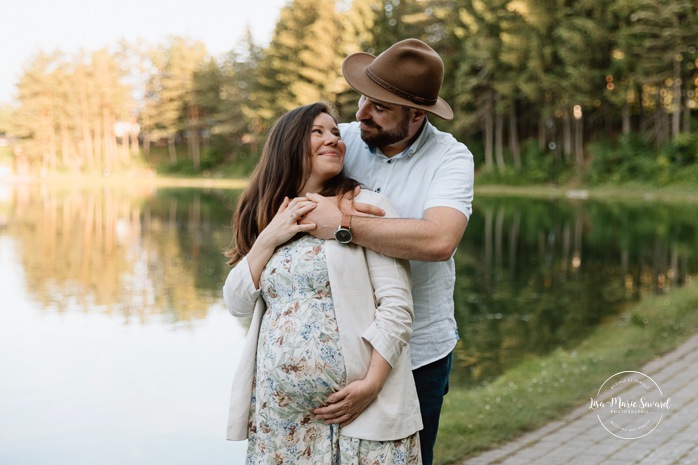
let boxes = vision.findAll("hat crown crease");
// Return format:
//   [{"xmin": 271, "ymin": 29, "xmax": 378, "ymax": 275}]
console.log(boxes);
[{"xmin": 365, "ymin": 65, "xmax": 438, "ymax": 106}]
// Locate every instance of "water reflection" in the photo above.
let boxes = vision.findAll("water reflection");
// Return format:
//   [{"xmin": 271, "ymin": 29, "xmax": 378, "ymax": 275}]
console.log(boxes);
[
  {"xmin": 452, "ymin": 196, "xmax": 697, "ymax": 387},
  {"xmin": 6, "ymin": 184, "xmax": 236, "ymax": 322},
  {"xmin": 0, "ymin": 183, "xmax": 247, "ymax": 465},
  {"xmin": 1, "ymin": 184, "xmax": 697, "ymax": 464}
]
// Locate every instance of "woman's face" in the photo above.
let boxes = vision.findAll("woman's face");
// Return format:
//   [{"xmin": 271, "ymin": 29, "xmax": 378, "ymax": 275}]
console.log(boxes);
[{"xmin": 304, "ymin": 112, "xmax": 346, "ymax": 192}]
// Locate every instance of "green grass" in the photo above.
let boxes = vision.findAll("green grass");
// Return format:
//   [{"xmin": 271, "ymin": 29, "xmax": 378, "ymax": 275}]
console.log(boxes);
[
  {"xmin": 436, "ymin": 279, "xmax": 698, "ymax": 464},
  {"xmin": 475, "ymin": 183, "xmax": 698, "ymax": 203}
]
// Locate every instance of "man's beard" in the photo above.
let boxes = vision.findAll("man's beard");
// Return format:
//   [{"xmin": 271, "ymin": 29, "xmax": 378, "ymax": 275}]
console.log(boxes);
[{"xmin": 359, "ymin": 115, "xmax": 410, "ymax": 149}]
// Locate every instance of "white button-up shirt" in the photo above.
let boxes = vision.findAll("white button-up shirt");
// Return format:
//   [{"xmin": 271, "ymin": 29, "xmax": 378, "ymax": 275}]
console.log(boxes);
[{"xmin": 340, "ymin": 119, "xmax": 475, "ymax": 369}]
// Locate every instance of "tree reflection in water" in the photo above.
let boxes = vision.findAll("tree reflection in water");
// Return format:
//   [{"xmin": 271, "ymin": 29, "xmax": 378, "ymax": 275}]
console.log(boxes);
[
  {"xmin": 5, "ymin": 184, "xmax": 237, "ymax": 323},
  {"xmin": 452, "ymin": 196, "xmax": 698, "ymax": 388},
  {"xmin": 3, "ymin": 186, "xmax": 697, "ymax": 387}
]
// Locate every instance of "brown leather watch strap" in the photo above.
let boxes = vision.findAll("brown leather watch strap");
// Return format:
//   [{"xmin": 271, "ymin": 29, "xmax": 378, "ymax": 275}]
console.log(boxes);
[{"xmin": 341, "ymin": 212, "xmax": 352, "ymax": 229}]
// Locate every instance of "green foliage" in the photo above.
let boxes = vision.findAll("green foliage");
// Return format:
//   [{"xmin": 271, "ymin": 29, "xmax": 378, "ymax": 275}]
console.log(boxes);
[
  {"xmin": 664, "ymin": 132, "xmax": 698, "ymax": 167},
  {"xmin": 587, "ymin": 132, "xmax": 698, "ymax": 186},
  {"xmin": 475, "ymin": 140, "xmax": 569, "ymax": 185},
  {"xmin": 437, "ymin": 280, "xmax": 698, "ymax": 464},
  {"xmin": 3, "ymin": 0, "xmax": 698, "ymax": 182},
  {"xmin": 251, "ymin": 0, "xmax": 346, "ymax": 124}
]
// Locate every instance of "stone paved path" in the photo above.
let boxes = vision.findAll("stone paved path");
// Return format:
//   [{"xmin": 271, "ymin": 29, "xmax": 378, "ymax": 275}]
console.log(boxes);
[{"xmin": 460, "ymin": 333, "xmax": 698, "ymax": 465}]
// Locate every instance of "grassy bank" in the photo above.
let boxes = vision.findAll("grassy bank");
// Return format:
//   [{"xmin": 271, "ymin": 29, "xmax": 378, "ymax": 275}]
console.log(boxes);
[
  {"xmin": 4, "ymin": 174, "xmax": 698, "ymax": 204},
  {"xmin": 436, "ymin": 279, "xmax": 698, "ymax": 465},
  {"xmin": 475, "ymin": 183, "xmax": 698, "ymax": 203}
]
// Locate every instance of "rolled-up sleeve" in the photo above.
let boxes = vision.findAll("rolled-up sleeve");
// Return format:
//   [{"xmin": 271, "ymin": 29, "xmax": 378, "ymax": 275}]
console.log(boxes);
[
  {"xmin": 361, "ymin": 251, "xmax": 413, "ymax": 368},
  {"xmin": 223, "ymin": 256, "xmax": 261, "ymax": 317},
  {"xmin": 359, "ymin": 193, "xmax": 414, "ymax": 368}
]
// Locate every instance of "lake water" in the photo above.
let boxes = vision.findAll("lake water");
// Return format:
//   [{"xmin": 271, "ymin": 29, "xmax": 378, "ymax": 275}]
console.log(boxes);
[{"xmin": 1, "ymin": 184, "xmax": 696, "ymax": 465}]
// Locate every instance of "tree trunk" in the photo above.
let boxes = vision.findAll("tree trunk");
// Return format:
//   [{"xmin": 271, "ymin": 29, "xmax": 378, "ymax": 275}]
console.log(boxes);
[
  {"xmin": 168, "ymin": 135, "xmax": 177, "ymax": 165},
  {"xmin": 143, "ymin": 133, "xmax": 151, "ymax": 156},
  {"xmin": 93, "ymin": 117, "xmax": 103, "ymax": 172},
  {"xmin": 79, "ymin": 85, "xmax": 95, "ymax": 170},
  {"xmin": 562, "ymin": 109, "xmax": 572, "ymax": 163},
  {"xmin": 103, "ymin": 111, "xmax": 116, "ymax": 172},
  {"xmin": 672, "ymin": 57, "xmax": 681, "ymax": 139},
  {"xmin": 683, "ymin": 101, "xmax": 691, "ymax": 133},
  {"xmin": 654, "ymin": 98, "xmax": 669, "ymax": 146},
  {"xmin": 484, "ymin": 91, "xmax": 494, "ymax": 171},
  {"xmin": 130, "ymin": 121, "xmax": 140, "ymax": 155},
  {"xmin": 43, "ymin": 108, "xmax": 57, "ymax": 174},
  {"xmin": 495, "ymin": 93, "xmax": 505, "ymax": 171},
  {"xmin": 508, "ymin": 108, "xmax": 521, "ymax": 170},
  {"xmin": 574, "ymin": 115, "xmax": 584, "ymax": 168},
  {"xmin": 538, "ymin": 114, "xmax": 546, "ymax": 151},
  {"xmin": 60, "ymin": 113, "xmax": 70, "ymax": 168},
  {"xmin": 188, "ymin": 105, "xmax": 201, "ymax": 170},
  {"xmin": 622, "ymin": 101, "xmax": 631, "ymax": 135},
  {"xmin": 484, "ymin": 208, "xmax": 493, "ymax": 288}
]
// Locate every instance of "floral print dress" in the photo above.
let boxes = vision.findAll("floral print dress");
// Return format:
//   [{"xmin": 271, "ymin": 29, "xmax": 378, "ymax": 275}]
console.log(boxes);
[{"xmin": 246, "ymin": 235, "xmax": 421, "ymax": 465}]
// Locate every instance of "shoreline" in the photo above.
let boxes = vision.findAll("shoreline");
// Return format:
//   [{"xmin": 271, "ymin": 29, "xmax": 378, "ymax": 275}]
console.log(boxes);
[
  {"xmin": 2, "ymin": 174, "xmax": 698, "ymax": 202},
  {"xmin": 0, "ymin": 173, "xmax": 249, "ymax": 190},
  {"xmin": 437, "ymin": 279, "xmax": 698, "ymax": 464}
]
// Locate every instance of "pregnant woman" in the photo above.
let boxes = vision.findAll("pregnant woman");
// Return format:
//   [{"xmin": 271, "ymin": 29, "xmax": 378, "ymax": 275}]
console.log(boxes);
[{"xmin": 223, "ymin": 102, "xmax": 422, "ymax": 464}]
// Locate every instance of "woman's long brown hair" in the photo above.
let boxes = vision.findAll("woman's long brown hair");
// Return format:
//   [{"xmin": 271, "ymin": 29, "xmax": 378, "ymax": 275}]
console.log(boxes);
[{"xmin": 225, "ymin": 102, "xmax": 359, "ymax": 265}]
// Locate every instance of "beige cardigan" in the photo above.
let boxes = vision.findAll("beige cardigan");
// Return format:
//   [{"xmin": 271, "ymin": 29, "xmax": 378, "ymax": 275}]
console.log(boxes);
[{"xmin": 223, "ymin": 190, "xmax": 422, "ymax": 441}]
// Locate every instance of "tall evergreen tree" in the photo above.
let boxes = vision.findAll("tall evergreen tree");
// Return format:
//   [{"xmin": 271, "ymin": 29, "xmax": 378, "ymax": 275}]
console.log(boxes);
[
  {"xmin": 217, "ymin": 29, "xmax": 266, "ymax": 158},
  {"xmin": 149, "ymin": 36, "xmax": 209, "ymax": 164},
  {"xmin": 90, "ymin": 49, "xmax": 132, "ymax": 171},
  {"xmin": 453, "ymin": 0, "xmax": 521, "ymax": 171},
  {"xmin": 253, "ymin": 0, "xmax": 345, "ymax": 124},
  {"xmin": 555, "ymin": 0, "xmax": 613, "ymax": 166},
  {"xmin": 335, "ymin": 0, "xmax": 383, "ymax": 118},
  {"xmin": 12, "ymin": 52, "xmax": 63, "ymax": 174},
  {"xmin": 608, "ymin": 0, "xmax": 644, "ymax": 135}
]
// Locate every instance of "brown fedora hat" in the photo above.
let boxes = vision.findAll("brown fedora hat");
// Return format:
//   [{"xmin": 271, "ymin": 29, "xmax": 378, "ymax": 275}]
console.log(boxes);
[{"xmin": 342, "ymin": 38, "xmax": 453, "ymax": 120}]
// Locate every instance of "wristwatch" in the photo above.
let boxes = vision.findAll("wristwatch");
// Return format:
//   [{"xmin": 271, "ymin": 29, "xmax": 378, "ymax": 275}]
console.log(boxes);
[{"xmin": 334, "ymin": 212, "xmax": 353, "ymax": 244}]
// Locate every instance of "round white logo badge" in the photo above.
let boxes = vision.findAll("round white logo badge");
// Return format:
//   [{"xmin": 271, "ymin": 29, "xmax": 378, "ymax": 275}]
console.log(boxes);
[{"xmin": 590, "ymin": 371, "xmax": 670, "ymax": 439}]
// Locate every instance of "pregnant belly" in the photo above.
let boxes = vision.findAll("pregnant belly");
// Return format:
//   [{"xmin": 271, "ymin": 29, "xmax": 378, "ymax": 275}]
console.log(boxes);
[{"xmin": 256, "ymin": 301, "xmax": 346, "ymax": 413}]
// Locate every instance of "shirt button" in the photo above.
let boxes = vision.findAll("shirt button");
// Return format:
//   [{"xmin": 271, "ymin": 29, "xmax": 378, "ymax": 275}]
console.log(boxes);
[
  {"xmin": 387, "ymin": 160, "xmax": 392, "ymax": 164},
  {"xmin": 376, "ymin": 188, "xmax": 381, "ymax": 193}
]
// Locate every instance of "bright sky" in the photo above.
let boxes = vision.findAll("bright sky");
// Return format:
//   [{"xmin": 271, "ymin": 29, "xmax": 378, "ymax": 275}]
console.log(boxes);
[{"xmin": 0, "ymin": 0, "xmax": 289, "ymax": 105}]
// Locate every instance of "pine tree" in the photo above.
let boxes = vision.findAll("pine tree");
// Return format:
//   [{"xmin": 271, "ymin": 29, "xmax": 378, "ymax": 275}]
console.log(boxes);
[
  {"xmin": 13, "ymin": 51, "xmax": 63, "ymax": 175},
  {"xmin": 217, "ymin": 29, "xmax": 266, "ymax": 161},
  {"xmin": 253, "ymin": 0, "xmax": 345, "ymax": 125},
  {"xmin": 150, "ymin": 36, "xmax": 209, "ymax": 165}
]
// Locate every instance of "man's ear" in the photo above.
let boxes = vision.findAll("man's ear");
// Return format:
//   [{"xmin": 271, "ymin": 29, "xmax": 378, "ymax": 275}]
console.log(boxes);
[{"xmin": 410, "ymin": 109, "xmax": 426, "ymax": 124}]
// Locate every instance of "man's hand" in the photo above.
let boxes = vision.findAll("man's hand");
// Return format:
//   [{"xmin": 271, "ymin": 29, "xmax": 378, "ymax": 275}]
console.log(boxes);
[
  {"xmin": 340, "ymin": 186, "xmax": 385, "ymax": 217},
  {"xmin": 301, "ymin": 187, "xmax": 385, "ymax": 240}
]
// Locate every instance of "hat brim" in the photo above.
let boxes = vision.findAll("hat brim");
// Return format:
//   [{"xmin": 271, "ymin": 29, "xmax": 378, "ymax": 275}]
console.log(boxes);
[{"xmin": 342, "ymin": 52, "xmax": 454, "ymax": 120}]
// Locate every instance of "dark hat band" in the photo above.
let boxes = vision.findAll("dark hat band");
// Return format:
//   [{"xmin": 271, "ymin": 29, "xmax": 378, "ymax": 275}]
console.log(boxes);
[{"xmin": 366, "ymin": 66, "xmax": 438, "ymax": 106}]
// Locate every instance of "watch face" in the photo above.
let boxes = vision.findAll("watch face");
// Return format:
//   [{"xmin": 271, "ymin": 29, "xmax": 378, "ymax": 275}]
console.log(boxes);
[{"xmin": 335, "ymin": 228, "xmax": 352, "ymax": 244}]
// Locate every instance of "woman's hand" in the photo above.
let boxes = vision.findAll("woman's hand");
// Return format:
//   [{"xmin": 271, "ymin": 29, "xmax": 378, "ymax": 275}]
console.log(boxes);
[
  {"xmin": 246, "ymin": 197, "xmax": 317, "ymax": 287},
  {"xmin": 311, "ymin": 378, "xmax": 382, "ymax": 427},
  {"xmin": 255, "ymin": 196, "xmax": 317, "ymax": 249},
  {"xmin": 311, "ymin": 348, "xmax": 391, "ymax": 427}
]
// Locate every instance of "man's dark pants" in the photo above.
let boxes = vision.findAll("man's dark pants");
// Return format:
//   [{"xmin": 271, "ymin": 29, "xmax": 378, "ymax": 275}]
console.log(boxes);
[{"xmin": 413, "ymin": 352, "xmax": 452, "ymax": 465}]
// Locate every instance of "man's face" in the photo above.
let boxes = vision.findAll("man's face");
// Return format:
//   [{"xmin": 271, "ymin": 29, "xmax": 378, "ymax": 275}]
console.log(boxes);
[{"xmin": 355, "ymin": 96, "xmax": 411, "ymax": 149}]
